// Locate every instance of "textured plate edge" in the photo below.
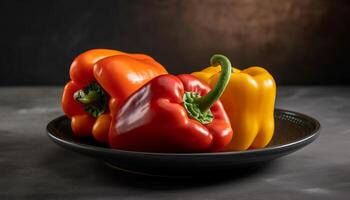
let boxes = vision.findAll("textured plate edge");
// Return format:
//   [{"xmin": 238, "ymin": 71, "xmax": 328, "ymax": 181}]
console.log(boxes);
[{"xmin": 46, "ymin": 108, "xmax": 321, "ymax": 157}]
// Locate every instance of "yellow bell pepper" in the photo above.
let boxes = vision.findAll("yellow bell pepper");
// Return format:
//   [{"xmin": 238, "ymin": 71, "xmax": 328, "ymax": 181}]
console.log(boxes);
[{"xmin": 192, "ymin": 65, "xmax": 276, "ymax": 151}]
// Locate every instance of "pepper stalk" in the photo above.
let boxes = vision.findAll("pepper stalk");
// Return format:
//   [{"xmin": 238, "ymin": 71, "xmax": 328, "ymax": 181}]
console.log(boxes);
[
  {"xmin": 73, "ymin": 82, "xmax": 108, "ymax": 117},
  {"xmin": 183, "ymin": 54, "xmax": 232, "ymax": 124}
]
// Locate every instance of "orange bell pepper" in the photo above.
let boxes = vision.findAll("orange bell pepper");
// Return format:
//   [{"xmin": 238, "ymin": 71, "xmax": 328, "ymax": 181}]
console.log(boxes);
[{"xmin": 61, "ymin": 49, "xmax": 167, "ymax": 142}]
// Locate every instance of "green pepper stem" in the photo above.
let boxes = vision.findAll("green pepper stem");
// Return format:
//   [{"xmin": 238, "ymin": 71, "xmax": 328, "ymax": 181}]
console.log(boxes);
[
  {"xmin": 74, "ymin": 90, "xmax": 99, "ymax": 104},
  {"xmin": 73, "ymin": 82, "xmax": 108, "ymax": 117},
  {"xmin": 196, "ymin": 54, "xmax": 232, "ymax": 112}
]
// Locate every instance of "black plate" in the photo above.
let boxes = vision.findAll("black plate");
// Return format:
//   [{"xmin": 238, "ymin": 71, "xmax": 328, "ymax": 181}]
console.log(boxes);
[{"xmin": 47, "ymin": 109, "xmax": 320, "ymax": 176}]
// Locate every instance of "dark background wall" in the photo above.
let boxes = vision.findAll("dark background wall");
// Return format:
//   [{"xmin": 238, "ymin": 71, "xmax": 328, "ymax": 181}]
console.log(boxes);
[{"xmin": 1, "ymin": 0, "xmax": 349, "ymax": 85}]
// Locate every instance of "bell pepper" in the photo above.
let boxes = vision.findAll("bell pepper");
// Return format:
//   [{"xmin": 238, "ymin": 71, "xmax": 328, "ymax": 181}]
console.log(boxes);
[
  {"xmin": 109, "ymin": 55, "xmax": 233, "ymax": 152},
  {"xmin": 61, "ymin": 49, "xmax": 167, "ymax": 143},
  {"xmin": 192, "ymin": 65, "xmax": 276, "ymax": 151}
]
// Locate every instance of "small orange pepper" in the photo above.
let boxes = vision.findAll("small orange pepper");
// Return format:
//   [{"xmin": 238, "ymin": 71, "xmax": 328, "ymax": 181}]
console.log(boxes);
[{"xmin": 61, "ymin": 49, "xmax": 167, "ymax": 142}]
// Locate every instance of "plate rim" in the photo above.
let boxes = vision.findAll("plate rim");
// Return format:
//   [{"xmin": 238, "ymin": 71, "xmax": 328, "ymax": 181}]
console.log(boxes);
[{"xmin": 47, "ymin": 108, "xmax": 321, "ymax": 157}]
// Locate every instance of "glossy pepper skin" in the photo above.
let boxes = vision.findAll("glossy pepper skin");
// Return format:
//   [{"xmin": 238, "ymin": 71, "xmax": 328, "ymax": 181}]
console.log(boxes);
[
  {"xmin": 192, "ymin": 66, "xmax": 276, "ymax": 151},
  {"xmin": 109, "ymin": 55, "xmax": 233, "ymax": 153},
  {"xmin": 61, "ymin": 49, "xmax": 167, "ymax": 142}
]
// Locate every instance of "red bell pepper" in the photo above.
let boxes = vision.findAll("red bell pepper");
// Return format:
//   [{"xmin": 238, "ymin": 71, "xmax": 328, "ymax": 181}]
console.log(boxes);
[{"xmin": 109, "ymin": 55, "xmax": 233, "ymax": 152}]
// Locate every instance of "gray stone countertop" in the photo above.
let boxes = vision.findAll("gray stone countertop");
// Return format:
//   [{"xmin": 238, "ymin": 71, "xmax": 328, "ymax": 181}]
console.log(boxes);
[{"xmin": 0, "ymin": 86, "xmax": 349, "ymax": 199}]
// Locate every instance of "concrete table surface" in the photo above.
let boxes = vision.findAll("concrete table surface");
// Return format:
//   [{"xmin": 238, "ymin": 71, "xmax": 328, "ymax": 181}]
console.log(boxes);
[{"xmin": 0, "ymin": 86, "xmax": 349, "ymax": 199}]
